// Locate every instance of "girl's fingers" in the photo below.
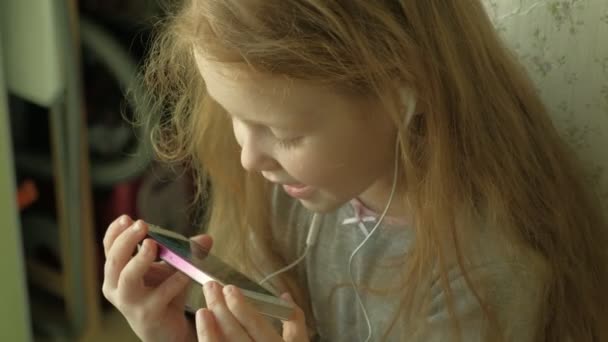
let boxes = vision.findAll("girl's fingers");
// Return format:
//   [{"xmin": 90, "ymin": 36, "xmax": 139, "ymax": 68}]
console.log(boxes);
[
  {"xmin": 142, "ymin": 261, "xmax": 176, "ymax": 287},
  {"xmin": 149, "ymin": 269, "xmax": 192, "ymax": 308},
  {"xmin": 280, "ymin": 293, "xmax": 309, "ymax": 342},
  {"xmin": 103, "ymin": 215, "xmax": 133, "ymax": 256},
  {"xmin": 203, "ymin": 281, "xmax": 252, "ymax": 341},
  {"xmin": 116, "ymin": 239, "xmax": 157, "ymax": 300},
  {"xmin": 104, "ymin": 220, "xmax": 148, "ymax": 289},
  {"xmin": 196, "ymin": 309, "xmax": 222, "ymax": 342},
  {"xmin": 190, "ymin": 234, "xmax": 213, "ymax": 252},
  {"xmin": 223, "ymin": 285, "xmax": 282, "ymax": 342}
]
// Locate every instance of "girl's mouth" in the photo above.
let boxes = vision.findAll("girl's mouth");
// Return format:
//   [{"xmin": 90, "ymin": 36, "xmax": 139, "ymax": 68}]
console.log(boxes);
[{"xmin": 282, "ymin": 183, "xmax": 315, "ymax": 199}]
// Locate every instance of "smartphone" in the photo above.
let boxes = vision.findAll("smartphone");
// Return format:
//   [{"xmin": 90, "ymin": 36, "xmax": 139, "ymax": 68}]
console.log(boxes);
[{"xmin": 143, "ymin": 224, "xmax": 294, "ymax": 321}]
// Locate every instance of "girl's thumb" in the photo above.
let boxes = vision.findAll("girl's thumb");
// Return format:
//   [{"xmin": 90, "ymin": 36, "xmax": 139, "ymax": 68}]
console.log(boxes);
[
  {"xmin": 281, "ymin": 293, "xmax": 309, "ymax": 342},
  {"xmin": 190, "ymin": 234, "xmax": 213, "ymax": 252}
]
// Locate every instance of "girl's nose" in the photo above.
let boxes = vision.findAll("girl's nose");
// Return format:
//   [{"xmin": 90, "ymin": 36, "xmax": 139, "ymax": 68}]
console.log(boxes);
[
  {"xmin": 240, "ymin": 137, "xmax": 279, "ymax": 173},
  {"xmin": 234, "ymin": 118, "xmax": 280, "ymax": 173}
]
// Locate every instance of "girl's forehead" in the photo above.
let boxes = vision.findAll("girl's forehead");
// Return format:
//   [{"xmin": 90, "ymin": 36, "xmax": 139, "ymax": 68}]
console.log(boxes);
[
  {"xmin": 193, "ymin": 50, "xmax": 381, "ymax": 129},
  {"xmin": 194, "ymin": 54, "xmax": 322, "ymax": 125},
  {"xmin": 194, "ymin": 49, "xmax": 344, "ymax": 95},
  {"xmin": 196, "ymin": 53, "xmax": 331, "ymax": 104}
]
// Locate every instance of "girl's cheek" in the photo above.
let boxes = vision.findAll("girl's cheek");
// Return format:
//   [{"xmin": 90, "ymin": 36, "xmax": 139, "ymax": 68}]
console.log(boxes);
[{"xmin": 296, "ymin": 161, "xmax": 338, "ymax": 187}]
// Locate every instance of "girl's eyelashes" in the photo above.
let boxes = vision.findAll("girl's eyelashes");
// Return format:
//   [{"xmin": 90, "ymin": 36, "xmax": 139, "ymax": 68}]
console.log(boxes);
[{"xmin": 276, "ymin": 136, "xmax": 303, "ymax": 149}]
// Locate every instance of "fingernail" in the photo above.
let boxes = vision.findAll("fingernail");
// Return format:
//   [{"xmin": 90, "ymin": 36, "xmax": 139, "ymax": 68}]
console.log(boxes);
[
  {"xmin": 196, "ymin": 309, "xmax": 205, "ymax": 326},
  {"xmin": 132, "ymin": 221, "xmax": 143, "ymax": 231},
  {"xmin": 223, "ymin": 285, "xmax": 234, "ymax": 296},
  {"xmin": 143, "ymin": 240, "xmax": 155, "ymax": 255},
  {"xmin": 202, "ymin": 309, "xmax": 215, "ymax": 324},
  {"xmin": 179, "ymin": 272, "xmax": 190, "ymax": 282},
  {"xmin": 120, "ymin": 215, "xmax": 128, "ymax": 225},
  {"xmin": 281, "ymin": 293, "xmax": 293, "ymax": 302}
]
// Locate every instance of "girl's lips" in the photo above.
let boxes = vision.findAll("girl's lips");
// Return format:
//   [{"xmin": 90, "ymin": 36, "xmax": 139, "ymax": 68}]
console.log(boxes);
[{"xmin": 282, "ymin": 183, "xmax": 315, "ymax": 199}]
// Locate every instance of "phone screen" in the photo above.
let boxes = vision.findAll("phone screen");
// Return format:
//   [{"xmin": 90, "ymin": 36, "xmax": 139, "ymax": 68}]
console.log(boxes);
[{"xmin": 146, "ymin": 228, "xmax": 274, "ymax": 296}]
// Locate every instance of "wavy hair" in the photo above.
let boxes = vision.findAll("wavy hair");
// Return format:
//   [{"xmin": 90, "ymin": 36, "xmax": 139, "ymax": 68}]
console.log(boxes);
[{"xmin": 135, "ymin": 1, "xmax": 608, "ymax": 340}]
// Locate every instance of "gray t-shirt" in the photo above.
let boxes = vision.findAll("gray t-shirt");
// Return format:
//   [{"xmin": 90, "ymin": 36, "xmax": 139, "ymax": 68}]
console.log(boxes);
[{"xmin": 271, "ymin": 188, "xmax": 547, "ymax": 341}]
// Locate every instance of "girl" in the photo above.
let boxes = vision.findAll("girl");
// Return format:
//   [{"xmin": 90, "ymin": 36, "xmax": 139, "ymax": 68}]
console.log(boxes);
[{"xmin": 102, "ymin": 1, "xmax": 608, "ymax": 341}]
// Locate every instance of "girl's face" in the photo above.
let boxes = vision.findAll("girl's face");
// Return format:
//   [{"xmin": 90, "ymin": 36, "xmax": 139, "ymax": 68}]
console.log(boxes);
[{"xmin": 196, "ymin": 54, "xmax": 398, "ymax": 214}]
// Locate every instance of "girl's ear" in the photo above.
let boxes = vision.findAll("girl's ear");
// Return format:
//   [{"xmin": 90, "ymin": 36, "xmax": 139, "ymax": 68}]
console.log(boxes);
[{"xmin": 400, "ymin": 87, "xmax": 418, "ymax": 126}]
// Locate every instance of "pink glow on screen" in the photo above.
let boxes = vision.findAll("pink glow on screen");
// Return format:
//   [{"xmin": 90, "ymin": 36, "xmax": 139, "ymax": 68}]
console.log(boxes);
[{"xmin": 158, "ymin": 244, "xmax": 214, "ymax": 285}]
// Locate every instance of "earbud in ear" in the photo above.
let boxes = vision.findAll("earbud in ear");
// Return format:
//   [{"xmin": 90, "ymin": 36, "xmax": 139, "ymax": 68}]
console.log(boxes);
[{"xmin": 400, "ymin": 87, "xmax": 417, "ymax": 126}]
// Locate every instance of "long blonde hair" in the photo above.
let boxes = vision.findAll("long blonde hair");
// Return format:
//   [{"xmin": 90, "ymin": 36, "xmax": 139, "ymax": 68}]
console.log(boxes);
[{"xmin": 136, "ymin": 1, "xmax": 608, "ymax": 340}]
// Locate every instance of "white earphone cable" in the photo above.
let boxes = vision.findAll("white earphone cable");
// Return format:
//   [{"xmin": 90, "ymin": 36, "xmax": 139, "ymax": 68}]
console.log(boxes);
[
  {"xmin": 348, "ymin": 137, "xmax": 400, "ymax": 342},
  {"xmin": 259, "ymin": 214, "xmax": 320, "ymax": 286},
  {"xmin": 261, "ymin": 91, "xmax": 413, "ymax": 340}
]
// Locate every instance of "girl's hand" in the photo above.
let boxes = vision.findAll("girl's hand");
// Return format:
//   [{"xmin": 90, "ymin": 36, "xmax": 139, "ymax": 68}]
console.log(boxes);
[
  {"xmin": 195, "ymin": 281, "xmax": 309, "ymax": 342},
  {"xmin": 102, "ymin": 215, "xmax": 213, "ymax": 342}
]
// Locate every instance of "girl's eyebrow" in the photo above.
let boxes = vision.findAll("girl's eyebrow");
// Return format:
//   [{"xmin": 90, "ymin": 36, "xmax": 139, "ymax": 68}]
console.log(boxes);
[{"xmin": 208, "ymin": 93, "xmax": 302, "ymax": 131}]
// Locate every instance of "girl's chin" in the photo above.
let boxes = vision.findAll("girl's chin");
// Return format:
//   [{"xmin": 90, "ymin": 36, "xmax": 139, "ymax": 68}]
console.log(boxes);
[{"xmin": 296, "ymin": 191, "xmax": 347, "ymax": 214}]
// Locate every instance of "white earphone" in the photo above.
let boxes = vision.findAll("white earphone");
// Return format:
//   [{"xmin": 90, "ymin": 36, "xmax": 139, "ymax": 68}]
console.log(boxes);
[
  {"xmin": 258, "ymin": 214, "xmax": 321, "ymax": 285},
  {"xmin": 260, "ymin": 89, "xmax": 417, "ymax": 342}
]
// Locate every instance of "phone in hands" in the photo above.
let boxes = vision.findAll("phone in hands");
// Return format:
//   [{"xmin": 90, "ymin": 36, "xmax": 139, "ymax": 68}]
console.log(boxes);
[{"xmin": 142, "ymin": 224, "xmax": 294, "ymax": 321}]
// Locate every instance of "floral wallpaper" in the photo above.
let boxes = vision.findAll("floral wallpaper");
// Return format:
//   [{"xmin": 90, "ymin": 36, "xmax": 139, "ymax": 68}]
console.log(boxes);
[{"xmin": 482, "ymin": 0, "xmax": 608, "ymax": 214}]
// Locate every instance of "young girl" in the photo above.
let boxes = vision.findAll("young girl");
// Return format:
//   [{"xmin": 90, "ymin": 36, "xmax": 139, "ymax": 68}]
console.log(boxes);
[{"xmin": 102, "ymin": 1, "xmax": 608, "ymax": 341}]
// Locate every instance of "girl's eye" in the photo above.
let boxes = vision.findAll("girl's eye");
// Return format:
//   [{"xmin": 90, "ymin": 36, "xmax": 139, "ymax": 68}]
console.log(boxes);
[{"xmin": 276, "ymin": 136, "xmax": 303, "ymax": 149}]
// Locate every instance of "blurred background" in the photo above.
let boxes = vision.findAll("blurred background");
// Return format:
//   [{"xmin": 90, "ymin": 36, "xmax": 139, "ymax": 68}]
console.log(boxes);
[
  {"xmin": 1, "ymin": 0, "xmax": 199, "ymax": 341},
  {"xmin": 0, "ymin": 0, "xmax": 606, "ymax": 341}
]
